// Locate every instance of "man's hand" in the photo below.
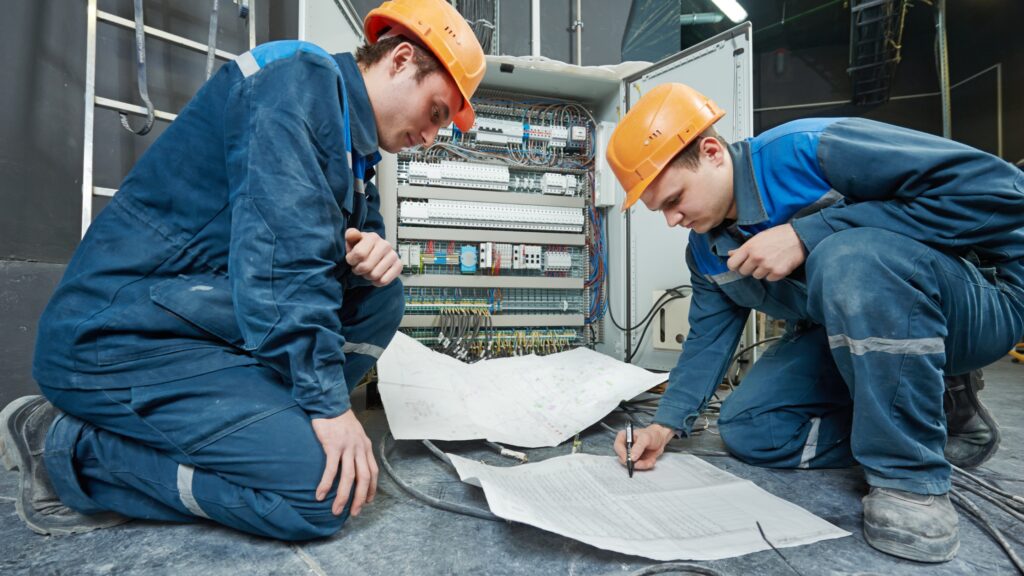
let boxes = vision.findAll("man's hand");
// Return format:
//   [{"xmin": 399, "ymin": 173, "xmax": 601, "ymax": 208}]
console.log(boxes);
[
  {"xmin": 726, "ymin": 223, "xmax": 807, "ymax": 281},
  {"xmin": 345, "ymin": 229, "xmax": 402, "ymax": 287},
  {"xmin": 614, "ymin": 423, "xmax": 675, "ymax": 471},
  {"xmin": 311, "ymin": 409, "xmax": 378, "ymax": 517}
]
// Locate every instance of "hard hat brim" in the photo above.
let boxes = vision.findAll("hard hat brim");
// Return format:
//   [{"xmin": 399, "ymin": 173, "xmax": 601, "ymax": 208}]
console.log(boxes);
[
  {"xmin": 620, "ymin": 170, "xmax": 658, "ymax": 212},
  {"xmin": 452, "ymin": 97, "xmax": 476, "ymax": 132}
]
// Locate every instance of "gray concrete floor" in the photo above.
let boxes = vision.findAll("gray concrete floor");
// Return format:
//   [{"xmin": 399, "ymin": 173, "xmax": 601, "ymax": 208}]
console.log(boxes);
[{"xmin": 3, "ymin": 357, "xmax": 1022, "ymax": 575}]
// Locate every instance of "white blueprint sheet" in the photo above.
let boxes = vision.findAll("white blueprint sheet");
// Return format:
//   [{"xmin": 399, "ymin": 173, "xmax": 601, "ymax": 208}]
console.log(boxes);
[
  {"xmin": 376, "ymin": 332, "xmax": 667, "ymax": 447},
  {"xmin": 448, "ymin": 453, "xmax": 850, "ymax": 561}
]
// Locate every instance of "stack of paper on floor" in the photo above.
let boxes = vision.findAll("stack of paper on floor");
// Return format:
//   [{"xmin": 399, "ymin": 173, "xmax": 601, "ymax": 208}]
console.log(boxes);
[
  {"xmin": 449, "ymin": 452, "xmax": 851, "ymax": 561},
  {"xmin": 376, "ymin": 332, "xmax": 666, "ymax": 447}
]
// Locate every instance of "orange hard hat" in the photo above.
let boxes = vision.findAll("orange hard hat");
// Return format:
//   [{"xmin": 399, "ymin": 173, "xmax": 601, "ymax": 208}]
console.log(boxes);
[
  {"xmin": 365, "ymin": 0, "xmax": 486, "ymax": 132},
  {"xmin": 607, "ymin": 83, "xmax": 725, "ymax": 211}
]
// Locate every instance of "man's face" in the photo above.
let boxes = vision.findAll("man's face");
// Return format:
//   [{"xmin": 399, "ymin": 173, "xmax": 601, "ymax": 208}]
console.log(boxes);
[
  {"xmin": 639, "ymin": 138, "xmax": 735, "ymax": 234},
  {"xmin": 371, "ymin": 45, "xmax": 463, "ymax": 154}
]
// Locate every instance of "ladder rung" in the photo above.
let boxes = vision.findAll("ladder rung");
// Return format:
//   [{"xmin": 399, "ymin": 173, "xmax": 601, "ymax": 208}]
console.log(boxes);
[
  {"xmin": 846, "ymin": 60, "xmax": 893, "ymax": 73},
  {"xmin": 97, "ymin": 9, "xmax": 238, "ymax": 61},
  {"xmin": 851, "ymin": 0, "xmax": 888, "ymax": 13},
  {"xmin": 94, "ymin": 187, "xmax": 118, "ymax": 197},
  {"xmin": 95, "ymin": 96, "xmax": 178, "ymax": 122}
]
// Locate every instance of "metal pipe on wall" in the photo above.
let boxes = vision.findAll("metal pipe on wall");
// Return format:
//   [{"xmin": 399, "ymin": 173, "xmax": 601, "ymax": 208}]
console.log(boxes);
[
  {"xmin": 573, "ymin": 0, "xmax": 582, "ymax": 65},
  {"xmin": 531, "ymin": 0, "xmax": 540, "ymax": 56},
  {"xmin": 936, "ymin": 0, "xmax": 951, "ymax": 138},
  {"xmin": 996, "ymin": 62, "xmax": 1003, "ymax": 158}
]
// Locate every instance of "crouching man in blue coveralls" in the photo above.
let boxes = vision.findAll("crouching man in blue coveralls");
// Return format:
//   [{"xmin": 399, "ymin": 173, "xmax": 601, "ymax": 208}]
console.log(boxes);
[
  {"xmin": 606, "ymin": 84, "xmax": 1024, "ymax": 562},
  {"xmin": 0, "ymin": 0, "xmax": 484, "ymax": 540}
]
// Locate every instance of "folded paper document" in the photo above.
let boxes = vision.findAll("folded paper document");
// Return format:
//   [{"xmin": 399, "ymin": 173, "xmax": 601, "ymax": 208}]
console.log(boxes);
[
  {"xmin": 377, "ymin": 332, "xmax": 666, "ymax": 447},
  {"xmin": 449, "ymin": 452, "xmax": 850, "ymax": 561}
]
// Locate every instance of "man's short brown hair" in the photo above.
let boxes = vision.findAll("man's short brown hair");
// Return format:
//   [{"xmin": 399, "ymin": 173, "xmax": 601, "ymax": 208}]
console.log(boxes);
[
  {"xmin": 670, "ymin": 126, "xmax": 727, "ymax": 171},
  {"xmin": 355, "ymin": 35, "xmax": 443, "ymax": 82}
]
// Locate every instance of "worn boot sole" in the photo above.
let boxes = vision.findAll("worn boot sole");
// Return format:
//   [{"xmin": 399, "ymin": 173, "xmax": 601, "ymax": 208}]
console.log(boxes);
[
  {"xmin": 863, "ymin": 519, "xmax": 960, "ymax": 563},
  {"xmin": 0, "ymin": 396, "xmax": 44, "ymax": 472},
  {"xmin": 1, "ymin": 396, "xmax": 129, "ymax": 536}
]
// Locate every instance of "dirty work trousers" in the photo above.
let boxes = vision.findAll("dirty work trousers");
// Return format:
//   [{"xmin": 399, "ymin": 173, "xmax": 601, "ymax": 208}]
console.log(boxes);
[
  {"xmin": 41, "ymin": 281, "xmax": 403, "ymax": 540},
  {"xmin": 718, "ymin": 229, "xmax": 1024, "ymax": 495}
]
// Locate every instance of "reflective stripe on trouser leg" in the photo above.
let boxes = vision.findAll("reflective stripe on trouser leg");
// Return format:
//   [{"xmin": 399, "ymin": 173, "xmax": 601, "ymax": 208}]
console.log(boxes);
[
  {"xmin": 807, "ymin": 229, "xmax": 957, "ymax": 495},
  {"xmin": 797, "ymin": 417, "xmax": 821, "ymax": 469},
  {"xmin": 827, "ymin": 335, "xmax": 945, "ymax": 356},
  {"xmin": 177, "ymin": 464, "xmax": 210, "ymax": 519},
  {"xmin": 342, "ymin": 341, "xmax": 385, "ymax": 359}
]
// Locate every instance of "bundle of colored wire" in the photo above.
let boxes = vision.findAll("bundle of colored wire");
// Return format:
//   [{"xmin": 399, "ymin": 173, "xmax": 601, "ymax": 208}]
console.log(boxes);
[{"xmin": 586, "ymin": 203, "xmax": 608, "ymax": 325}]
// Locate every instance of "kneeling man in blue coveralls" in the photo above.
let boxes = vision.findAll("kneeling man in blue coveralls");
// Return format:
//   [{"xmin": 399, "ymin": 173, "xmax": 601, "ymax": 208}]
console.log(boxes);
[
  {"xmin": 607, "ymin": 84, "xmax": 1024, "ymax": 562},
  {"xmin": 0, "ymin": 0, "xmax": 484, "ymax": 540}
]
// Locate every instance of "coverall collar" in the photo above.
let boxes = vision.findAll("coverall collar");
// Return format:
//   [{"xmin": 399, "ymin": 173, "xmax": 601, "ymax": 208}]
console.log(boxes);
[
  {"xmin": 727, "ymin": 140, "xmax": 768, "ymax": 227},
  {"xmin": 704, "ymin": 140, "xmax": 768, "ymax": 254},
  {"xmin": 333, "ymin": 53, "xmax": 381, "ymax": 163}
]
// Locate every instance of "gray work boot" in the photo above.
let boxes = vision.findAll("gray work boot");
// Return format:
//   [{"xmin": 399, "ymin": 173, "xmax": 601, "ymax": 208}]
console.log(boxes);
[
  {"xmin": 862, "ymin": 487, "xmax": 959, "ymax": 562},
  {"xmin": 943, "ymin": 370, "xmax": 1000, "ymax": 468},
  {"xmin": 0, "ymin": 395, "xmax": 129, "ymax": 535}
]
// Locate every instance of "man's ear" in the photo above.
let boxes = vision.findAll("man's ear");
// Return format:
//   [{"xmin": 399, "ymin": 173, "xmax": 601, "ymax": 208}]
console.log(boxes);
[
  {"xmin": 389, "ymin": 41, "xmax": 415, "ymax": 77},
  {"xmin": 700, "ymin": 136, "xmax": 725, "ymax": 167}
]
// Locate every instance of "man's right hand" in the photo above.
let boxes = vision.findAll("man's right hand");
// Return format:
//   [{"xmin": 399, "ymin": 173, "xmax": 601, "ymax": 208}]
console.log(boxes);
[
  {"xmin": 614, "ymin": 423, "xmax": 675, "ymax": 471},
  {"xmin": 311, "ymin": 409, "xmax": 378, "ymax": 517}
]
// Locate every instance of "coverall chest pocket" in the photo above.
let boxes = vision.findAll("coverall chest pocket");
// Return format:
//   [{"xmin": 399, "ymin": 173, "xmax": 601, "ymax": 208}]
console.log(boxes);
[{"xmin": 149, "ymin": 274, "xmax": 246, "ymax": 348}]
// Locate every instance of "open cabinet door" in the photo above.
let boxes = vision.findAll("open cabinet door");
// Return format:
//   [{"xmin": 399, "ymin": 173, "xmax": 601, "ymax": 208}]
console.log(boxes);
[
  {"xmin": 299, "ymin": 0, "xmax": 365, "ymax": 53},
  {"xmin": 612, "ymin": 23, "xmax": 753, "ymax": 370}
]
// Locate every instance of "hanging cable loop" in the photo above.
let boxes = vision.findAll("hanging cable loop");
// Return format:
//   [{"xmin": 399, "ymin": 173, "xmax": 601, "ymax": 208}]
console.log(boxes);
[{"xmin": 119, "ymin": 0, "xmax": 156, "ymax": 136}]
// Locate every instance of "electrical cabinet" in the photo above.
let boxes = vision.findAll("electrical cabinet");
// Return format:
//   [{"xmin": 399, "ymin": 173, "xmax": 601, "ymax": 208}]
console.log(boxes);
[{"xmin": 305, "ymin": 3, "xmax": 754, "ymax": 367}]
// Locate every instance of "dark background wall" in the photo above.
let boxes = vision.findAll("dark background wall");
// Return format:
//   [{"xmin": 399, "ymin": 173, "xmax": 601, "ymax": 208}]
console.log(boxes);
[
  {"xmin": 747, "ymin": 0, "xmax": 1023, "ymax": 161},
  {"xmin": 0, "ymin": 0, "xmax": 266, "ymax": 407},
  {"xmin": 2, "ymin": 0, "xmax": 1021, "ymax": 406}
]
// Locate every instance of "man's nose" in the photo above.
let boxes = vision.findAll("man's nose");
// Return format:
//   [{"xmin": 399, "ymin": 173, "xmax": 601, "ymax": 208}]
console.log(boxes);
[
  {"xmin": 664, "ymin": 210, "xmax": 682, "ymax": 227},
  {"xmin": 421, "ymin": 125, "xmax": 440, "ymax": 147}
]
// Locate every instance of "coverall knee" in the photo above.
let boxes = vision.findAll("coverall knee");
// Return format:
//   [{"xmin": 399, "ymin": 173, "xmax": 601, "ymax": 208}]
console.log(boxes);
[
  {"xmin": 802, "ymin": 228, "xmax": 1023, "ymax": 494},
  {"xmin": 718, "ymin": 325, "xmax": 855, "ymax": 469},
  {"xmin": 41, "ymin": 281, "xmax": 407, "ymax": 540}
]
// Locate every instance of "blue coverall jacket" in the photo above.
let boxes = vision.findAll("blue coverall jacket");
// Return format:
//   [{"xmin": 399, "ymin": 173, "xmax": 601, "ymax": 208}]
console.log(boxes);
[
  {"xmin": 34, "ymin": 43, "xmax": 390, "ymax": 420},
  {"xmin": 653, "ymin": 117, "xmax": 1024, "ymax": 453},
  {"xmin": 35, "ymin": 42, "xmax": 410, "ymax": 539}
]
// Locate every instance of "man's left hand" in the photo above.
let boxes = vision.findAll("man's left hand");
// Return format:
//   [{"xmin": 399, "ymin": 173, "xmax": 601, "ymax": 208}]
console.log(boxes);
[
  {"xmin": 345, "ymin": 229, "xmax": 402, "ymax": 287},
  {"xmin": 726, "ymin": 223, "xmax": 807, "ymax": 281}
]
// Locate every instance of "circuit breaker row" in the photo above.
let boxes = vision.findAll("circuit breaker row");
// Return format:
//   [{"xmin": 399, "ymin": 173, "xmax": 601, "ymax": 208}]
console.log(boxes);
[
  {"xmin": 399, "ymin": 199, "xmax": 585, "ymax": 232},
  {"xmin": 403, "ymin": 326, "xmax": 583, "ymax": 354},
  {"xmin": 403, "ymin": 287, "xmax": 585, "ymax": 315},
  {"xmin": 404, "ymin": 160, "xmax": 579, "ymax": 196},
  {"xmin": 436, "ymin": 116, "xmax": 590, "ymax": 149},
  {"xmin": 398, "ymin": 241, "xmax": 577, "ymax": 275}
]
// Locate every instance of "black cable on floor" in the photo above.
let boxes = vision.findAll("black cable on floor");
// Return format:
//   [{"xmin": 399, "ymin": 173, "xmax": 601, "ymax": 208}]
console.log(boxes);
[
  {"xmin": 953, "ymin": 479, "xmax": 1024, "ymax": 523},
  {"xmin": 625, "ymin": 563, "xmax": 724, "ymax": 576},
  {"xmin": 954, "ymin": 465, "xmax": 1024, "ymax": 508},
  {"xmin": 950, "ymin": 488, "xmax": 1024, "ymax": 574},
  {"xmin": 378, "ymin": 431, "xmax": 502, "ymax": 522},
  {"xmin": 756, "ymin": 521, "xmax": 802, "ymax": 576}
]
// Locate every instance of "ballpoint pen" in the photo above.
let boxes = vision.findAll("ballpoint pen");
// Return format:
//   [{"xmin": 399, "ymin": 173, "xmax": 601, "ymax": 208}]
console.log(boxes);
[{"xmin": 626, "ymin": 421, "xmax": 634, "ymax": 478}]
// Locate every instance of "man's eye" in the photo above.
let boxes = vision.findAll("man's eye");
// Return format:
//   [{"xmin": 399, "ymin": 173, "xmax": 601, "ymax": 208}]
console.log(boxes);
[{"xmin": 431, "ymin": 108, "xmax": 440, "ymax": 122}]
